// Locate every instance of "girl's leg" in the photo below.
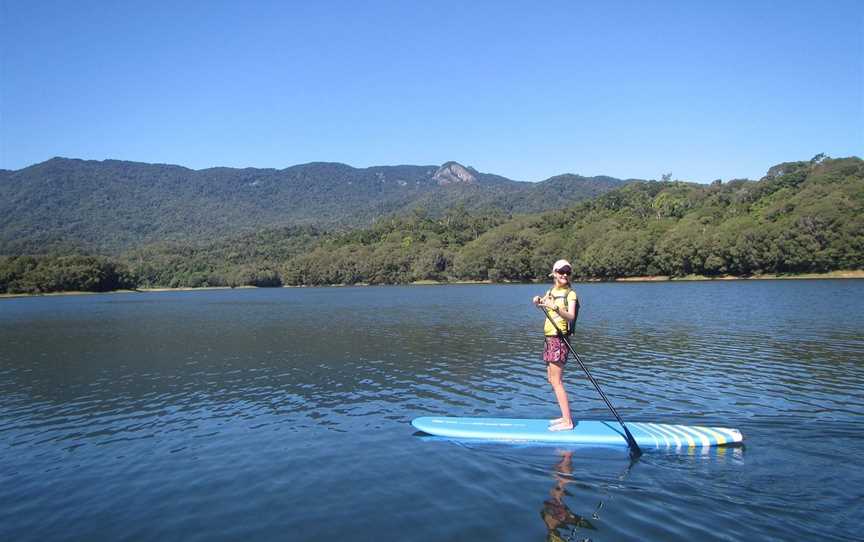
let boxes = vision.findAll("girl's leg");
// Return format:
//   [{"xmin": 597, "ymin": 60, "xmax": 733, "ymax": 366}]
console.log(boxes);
[
  {"xmin": 546, "ymin": 364, "xmax": 565, "ymax": 425},
  {"xmin": 547, "ymin": 363, "xmax": 573, "ymax": 431}
]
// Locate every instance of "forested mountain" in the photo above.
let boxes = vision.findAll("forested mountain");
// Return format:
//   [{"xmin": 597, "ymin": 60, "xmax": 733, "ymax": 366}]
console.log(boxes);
[
  {"xmin": 273, "ymin": 156, "xmax": 863, "ymax": 285},
  {"xmin": 0, "ymin": 157, "xmax": 627, "ymax": 254},
  {"xmin": 453, "ymin": 156, "xmax": 864, "ymax": 280},
  {"xmin": 2, "ymin": 155, "xmax": 861, "ymax": 294}
]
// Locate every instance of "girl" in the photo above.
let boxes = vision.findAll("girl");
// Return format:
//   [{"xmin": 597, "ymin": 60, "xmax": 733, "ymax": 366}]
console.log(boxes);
[{"xmin": 532, "ymin": 259, "xmax": 578, "ymax": 431}]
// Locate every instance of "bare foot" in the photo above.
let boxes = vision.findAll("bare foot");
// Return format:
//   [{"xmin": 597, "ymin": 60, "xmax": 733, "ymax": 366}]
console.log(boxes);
[
  {"xmin": 548, "ymin": 417, "xmax": 565, "ymax": 426},
  {"xmin": 549, "ymin": 421, "xmax": 574, "ymax": 432}
]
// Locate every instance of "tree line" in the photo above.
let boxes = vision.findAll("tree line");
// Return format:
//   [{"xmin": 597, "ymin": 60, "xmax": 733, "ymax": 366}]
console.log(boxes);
[{"xmin": 2, "ymin": 156, "xmax": 861, "ymax": 294}]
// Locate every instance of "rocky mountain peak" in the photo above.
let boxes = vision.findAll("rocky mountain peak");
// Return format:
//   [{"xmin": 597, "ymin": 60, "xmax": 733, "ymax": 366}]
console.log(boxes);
[{"xmin": 432, "ymin": 161, "xmax": 477, "ymax": 186}]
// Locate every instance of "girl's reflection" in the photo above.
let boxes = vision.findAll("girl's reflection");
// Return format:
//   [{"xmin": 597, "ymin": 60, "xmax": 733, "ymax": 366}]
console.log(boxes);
[{"xmin": 540, "ymin": 450, "xmax": 596, "ymax": 541}]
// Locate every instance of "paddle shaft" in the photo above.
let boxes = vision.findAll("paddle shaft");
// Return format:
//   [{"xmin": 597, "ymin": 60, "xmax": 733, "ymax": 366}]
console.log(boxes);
[{"xmin": 536, "ymin": 305, "xmax": 642, "ymax": 457}]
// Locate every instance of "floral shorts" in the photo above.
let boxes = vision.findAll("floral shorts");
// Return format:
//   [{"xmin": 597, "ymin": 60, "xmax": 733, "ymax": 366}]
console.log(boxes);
[{"xmin": 543, "ymin": 336, "xmax": 569, "ymax": 367}]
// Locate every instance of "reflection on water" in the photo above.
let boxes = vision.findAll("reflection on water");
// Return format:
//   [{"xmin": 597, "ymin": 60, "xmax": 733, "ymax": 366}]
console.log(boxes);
[
  {"xmin": 542, "ymin": 450, "xmax": 599, "ymax": 542},
  {"xmin": 1, "ymin": 281, "xmax": 863, "ymax": 541}
]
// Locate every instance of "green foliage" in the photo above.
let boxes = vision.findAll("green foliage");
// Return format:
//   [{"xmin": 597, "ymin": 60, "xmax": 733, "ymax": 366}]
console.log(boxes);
[
  {"xmin": 121, "ymin": 226, "xmax": 319, "ymax": 288},
  {"xmin": 1, "ymin": 158, "xmax": 624, "ymax": 254},
  {"xmin": 0, "ymin": 255, "xmax": 135, "ymax": 294},
  {"xmin": 2, "ymin": 156, "xmax": 861, "ymax": 292}
]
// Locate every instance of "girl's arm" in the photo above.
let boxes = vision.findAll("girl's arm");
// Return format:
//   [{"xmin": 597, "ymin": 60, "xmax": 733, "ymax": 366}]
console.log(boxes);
[{"xmin": 545, "ymin": 300, "xmax": 575, "ymax": 322}]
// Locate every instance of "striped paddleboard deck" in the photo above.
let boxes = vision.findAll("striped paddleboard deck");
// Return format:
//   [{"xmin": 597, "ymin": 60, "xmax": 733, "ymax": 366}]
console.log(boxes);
[{"xmin": 411, "ymin": 417, "xmax": 744, "ymax": 449}]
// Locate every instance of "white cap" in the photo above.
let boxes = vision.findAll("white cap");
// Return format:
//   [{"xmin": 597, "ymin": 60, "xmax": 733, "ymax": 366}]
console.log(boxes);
[{"xmin": 549, "ymin": 259, "xmax": 572, "ymax": 276}]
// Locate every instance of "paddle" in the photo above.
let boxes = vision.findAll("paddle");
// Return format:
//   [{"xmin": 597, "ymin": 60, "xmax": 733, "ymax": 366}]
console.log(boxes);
[{"xmin": 536, "ymin": 305, "xmax": 642, "ymax": 457}]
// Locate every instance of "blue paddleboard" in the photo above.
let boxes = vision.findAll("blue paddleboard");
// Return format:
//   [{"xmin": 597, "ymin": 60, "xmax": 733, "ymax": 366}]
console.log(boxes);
[{"xmin": 411, "ymin": 417, "xmax": 743, "ymax": 449}]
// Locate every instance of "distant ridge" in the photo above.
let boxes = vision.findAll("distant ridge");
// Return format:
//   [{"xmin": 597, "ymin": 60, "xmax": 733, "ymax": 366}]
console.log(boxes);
[
  {"xmin": 0, "ymin": 157, "xmax": 629, "ymax": 253},
  {"xmin": 2, "ymin": 155, "xmax": 860, "ymax": 294}
]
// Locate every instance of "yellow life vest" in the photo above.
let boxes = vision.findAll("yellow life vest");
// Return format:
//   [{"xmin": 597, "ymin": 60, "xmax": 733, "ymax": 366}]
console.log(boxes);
[{"xmin": 544, "ymin": 287, "xmax": 579, "ymax": 337}]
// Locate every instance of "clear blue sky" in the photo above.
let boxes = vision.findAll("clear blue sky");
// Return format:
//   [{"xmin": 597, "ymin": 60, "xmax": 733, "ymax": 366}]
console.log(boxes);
[{"xmin": 2, "ymin": 1, "xmax": 861, "ymax": 182}]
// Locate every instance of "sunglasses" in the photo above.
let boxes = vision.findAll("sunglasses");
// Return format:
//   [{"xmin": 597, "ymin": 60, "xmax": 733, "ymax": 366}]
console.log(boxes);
[{"xmin": 555, "ymin": 268, "xmax": 571, "ymax": 275}]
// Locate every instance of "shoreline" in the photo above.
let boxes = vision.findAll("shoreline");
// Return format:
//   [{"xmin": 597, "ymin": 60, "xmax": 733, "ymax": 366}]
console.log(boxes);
[
  {"xmin": 2, "ymin": 270, "xmax": 862, "ymax": 298},
  {"xmin": 608, "ymin": 270, "xmax": 864, "ymax": 282}
]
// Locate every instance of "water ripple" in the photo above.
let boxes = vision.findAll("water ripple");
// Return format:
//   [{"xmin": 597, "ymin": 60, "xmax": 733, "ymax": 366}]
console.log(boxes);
[{"xmin": 1, "ymin": 282, "xmax": 863, "ymax": 541}]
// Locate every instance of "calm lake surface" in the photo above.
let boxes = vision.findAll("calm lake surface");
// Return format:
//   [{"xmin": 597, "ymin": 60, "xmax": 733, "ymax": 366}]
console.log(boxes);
[{"xmin": 1, "ymin": 281, "xmax": 863, "ymax": 541}]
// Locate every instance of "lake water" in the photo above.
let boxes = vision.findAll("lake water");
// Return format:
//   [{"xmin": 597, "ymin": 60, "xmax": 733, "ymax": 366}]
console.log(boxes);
[{"xmin": 1, "ymin": 281, "xmax": 863, "ymax": 541}]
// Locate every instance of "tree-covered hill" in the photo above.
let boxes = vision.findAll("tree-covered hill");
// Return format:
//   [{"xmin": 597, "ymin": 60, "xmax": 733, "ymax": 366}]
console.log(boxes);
[
  {"xmin": 2, "ymin": 155, "xmax": 860, "ymax": 294},
  {"xmin": 0, "ymin": 157, "xmax": 626, "ymax": 254},
  {"xmin": 453, "ymin": 155, "xmax": 864, "ymax": 281}
]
